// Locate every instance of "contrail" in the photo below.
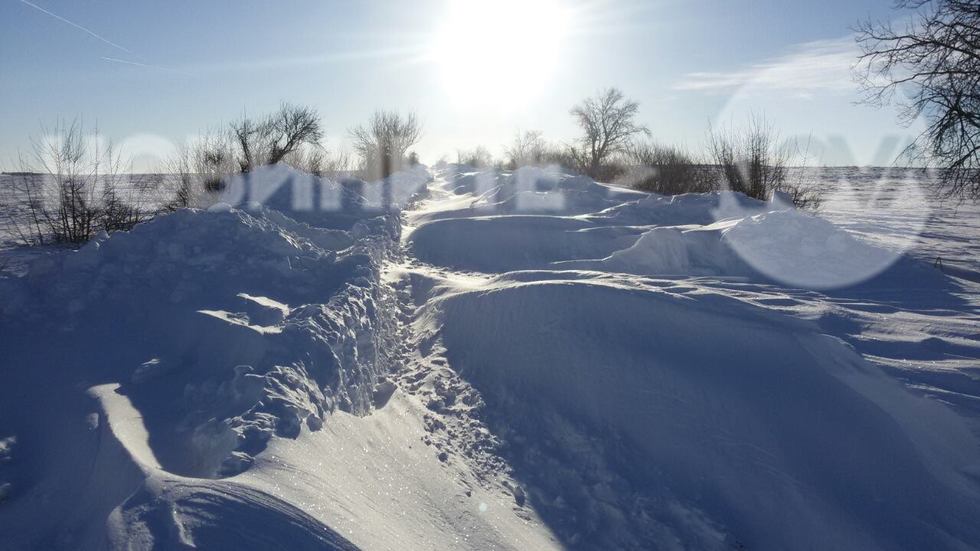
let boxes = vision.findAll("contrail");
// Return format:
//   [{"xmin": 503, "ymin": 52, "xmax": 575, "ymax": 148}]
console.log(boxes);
[
  {"xmin": 101, "ymin": 56, "xmax": 149, "ymax": 68},
  {"xmin": 101, "ymin": 56, "xmax": 192, "ymax": 77},
  {"xmin": 19, "ymin": 0, "xmax": 132, "ymax": 54}
]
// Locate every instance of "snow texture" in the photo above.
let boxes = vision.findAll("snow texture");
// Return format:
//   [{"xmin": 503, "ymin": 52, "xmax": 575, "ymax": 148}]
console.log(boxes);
[{"xmin": 1, "ymin": 162, "xmax": 979, "ymax": 550}]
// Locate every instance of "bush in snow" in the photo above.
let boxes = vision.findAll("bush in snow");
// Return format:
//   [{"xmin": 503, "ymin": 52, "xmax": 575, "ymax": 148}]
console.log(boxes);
[
  {"xmin": 504, "ymin": 130, "xmax": 548, "ymax": 169},
  {"xmin": 707, "ymin": 116, "xmax": 820, "ymax": 209},
  {"xmin": 456, "ymin": 146, "xmax": 496, "ymax": 169},
  {"xmin": 163, "ymin": 132, "xmax": 237, "ymax": 209},
  {"xmin": 620, "ymin": 142, "xmax": 717, "ymax": 195},
  {"xmin": 0, "ymin": 120, "xmax": 151, "ymax": 245},
  {"xmin": 164, "ymin": 103, "xmax": 348, "ymax": 210}
]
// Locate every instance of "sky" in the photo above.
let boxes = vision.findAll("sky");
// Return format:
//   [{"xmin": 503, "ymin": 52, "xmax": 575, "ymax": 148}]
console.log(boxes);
[{"xmin": 0, "ymin": 0, "xmax": 921, "ymax": 171}]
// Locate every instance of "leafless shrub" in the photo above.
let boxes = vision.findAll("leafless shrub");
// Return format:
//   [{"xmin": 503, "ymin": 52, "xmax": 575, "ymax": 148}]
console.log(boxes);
[
  {"xmin": 708, "ymin": 117, "xmax": 820, "ymax": 209},
  {"xmin": 101, "ymin": 173, "xmax": 154, "ymax": 232},
  {"xmin": 0, "ymin": 120, "xmax": 145, "ymax": 245},
  {"xmin": 621, "ymin": 142, "xmax": 716, "ymax": 195},
  {"xmin": 456, "ymin": 146, "xmax": 495, "ymax": 169},
  {"xmin": 162, "ymin": 132, "xmax": 238, "ymax": 210},
  {"xmin": 350, "ymin": 111, "xmax": 423, "ymax": 180},
  {"xmin": 855, "ymin": 0, "xmax": 980, "ymax": 200},
  {"xmin": 505, "ymin": 131, "xmax": 549, "ymax": 168},
  {"xmin": 162, "ymin": 144, "xmax": 197, "ymax": 211},
  {"xmin": 538, "ymin": 145, "xmax": 585, "ymax": 174},
  {"xmin": 284, "ymin": 145, "xmax": 354, "ymax": 178},
  {"xmin": 570, "ymin": 88, "xmax": 650, "ymax": 180}
]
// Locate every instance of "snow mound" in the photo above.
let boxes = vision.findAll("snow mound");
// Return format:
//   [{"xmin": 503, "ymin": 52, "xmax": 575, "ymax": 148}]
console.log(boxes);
[
  {"xmin": 582, "ymin": 209, "xmax": 914, "ymax": 289},
  {"xmin": 429, "ymin": 276, "xmax": 980, "ymax": 549},
  {"xmin": 409, "ymin": 189, "xmax": 910, "ymax": 287},
  {"xmin": 592, "ymin": 190, "xmax": 766, "ymax": 226},
  {"xmin": 409, "ymin": 215, "xmax": 633, "ymax": 272},
  {"xmin": 1, "ymin": 204, "xmax": 402, "ymax": 479},
  {"xmin": 109, "ymin": 478, "xmax": 359, "ymax": 550},
  {"xmin": 723, "ymin": 209, "xmax": 905, "ymax": 288}
]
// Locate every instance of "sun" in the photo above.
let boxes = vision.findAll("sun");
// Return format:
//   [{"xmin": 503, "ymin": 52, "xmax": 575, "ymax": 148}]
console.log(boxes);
[{"xmin": 432, "ymin": 0, "xmax": 571, "ymax": 109}]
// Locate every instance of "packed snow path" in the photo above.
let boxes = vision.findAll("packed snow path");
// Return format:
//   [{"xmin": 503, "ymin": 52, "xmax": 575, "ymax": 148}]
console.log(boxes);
[{"xmin": 1, "ymin": 163, "xmax": 979, "ymax": 550}]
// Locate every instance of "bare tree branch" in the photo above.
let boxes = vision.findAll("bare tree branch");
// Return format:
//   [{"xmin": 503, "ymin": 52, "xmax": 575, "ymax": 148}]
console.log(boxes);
[
  {"xmin": 855, "ymin": 0, "xmax": 980, "ymax": 200},
  {"xmin": 570, "ymin": 88, "xmax": 649, "ymax": 179}
]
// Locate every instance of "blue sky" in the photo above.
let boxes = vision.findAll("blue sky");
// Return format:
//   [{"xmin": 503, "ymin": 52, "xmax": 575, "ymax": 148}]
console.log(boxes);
[{"xmin": 0, "ymin": 0, "xmax": 917, "ymax": 171}]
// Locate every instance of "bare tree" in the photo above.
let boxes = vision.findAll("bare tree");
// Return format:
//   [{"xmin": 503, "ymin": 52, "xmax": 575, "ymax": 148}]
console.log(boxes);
[
  {"xmin": 456, "ymin": 146, "xmax": 495, "ymax": 169},
  {"xmin": 163, "ymin": 105, "xmax": 333, "ymax": 210},
  {"xmin": 265, "ymin": 103, "xmax": 324, "ymax": 165},
  {"xmin": 231, "ymin": 103, "xmax": 324, "ymax": 172},
  {"xmin": 350, "ymin": 111, "xmax": 423, "ymax": 179},
  {"xmin": 570, "ymin": 88, "xmax": 650, "ymax": 179},
  {"xmin": 855, "ymin": 0, "xmax": 980, "ymax": 199},
  {"xmin": 506, "ymin": 130, "xmax": 548, "ymax": 168},
  {"xmin": 231, "ymin": 115, "xmax": 263, "ymax": 173}
]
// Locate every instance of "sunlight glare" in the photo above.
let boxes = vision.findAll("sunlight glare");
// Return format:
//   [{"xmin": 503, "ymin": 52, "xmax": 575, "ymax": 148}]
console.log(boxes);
[{"xmin": 432, "ymin": 0, "xmax": 571, "ymax": 109}]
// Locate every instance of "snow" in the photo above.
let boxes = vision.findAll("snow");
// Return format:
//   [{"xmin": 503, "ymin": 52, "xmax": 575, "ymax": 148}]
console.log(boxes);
[
  {"xmin": 2, "ymin": 162, "xmax": 980, "ymax": 550},
  {"xmin": 431, "ymin": 274, "xmax": 980, "ymax": 548},
  {"xmin": 577, "ymin": 209, "xmax": 910, "ymax": 289}
]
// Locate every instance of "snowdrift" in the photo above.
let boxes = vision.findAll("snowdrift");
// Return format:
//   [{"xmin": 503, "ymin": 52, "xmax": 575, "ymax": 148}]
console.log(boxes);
[
  {"xmin": 576, "ymin": 209, "xmax": 919, "ymax": 289},
  {"xmin": 427, "ymin": 275, "xmax": 980, "ymax": 549},
  {"xmin": 3, "ymin": 161, "xmax": 978, "ymax": 550},
  {"xmin": 411, "ymin": 168, "xmax": 922, "ymax": 289},
  {"xmin": 1, "ymin": 205, "xmax": 400, "ymax": 477},
  {"xmin": 0, "ymin": 167, "xmax": 417, "ymax": 546}
]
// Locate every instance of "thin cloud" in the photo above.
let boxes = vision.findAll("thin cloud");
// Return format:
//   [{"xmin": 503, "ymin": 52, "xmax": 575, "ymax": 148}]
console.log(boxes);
[
  {"xmin": 675, "ymin": 37, "xmax": 859, "ymax": 93},
  {"xmin": 19, "ymin": 0, "xmax": 132, "ymax": 54}
]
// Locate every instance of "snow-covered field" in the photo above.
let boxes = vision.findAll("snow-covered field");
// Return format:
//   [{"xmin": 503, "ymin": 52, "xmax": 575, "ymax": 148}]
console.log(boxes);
[{"xmin": 1, "ymin": 164, "xmax": 979, "ymax": 550}]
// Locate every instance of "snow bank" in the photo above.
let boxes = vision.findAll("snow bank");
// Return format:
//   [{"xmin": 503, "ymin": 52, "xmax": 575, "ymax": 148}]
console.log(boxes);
[
  {"xmin": 409, "ymin": 215, "xmax": 642, "ymax": 272},
  {"xmin": 577, "ymin": 209, "xmax": 921, "ymax": 289},
  {"xmin": 592, "ymin": 190, "xmax": 766, "ymax": 226},
  {"xmin": 428, "ymin": 275, "xmax": 980, "ymax": 549},
  {"xmin": 0, "ymin": 163, "xmax": 449, "ymax": 548},
  {"xmin": 0, "ymin": 169, "xmax": 419, "ymax": 544},
  {"xmin": 411, "ymin": 172, "xmax": 919, "ymax": 289},
  {"xmin": 1, "ymin": 199, "xmax": 403, "ymax": 479}
]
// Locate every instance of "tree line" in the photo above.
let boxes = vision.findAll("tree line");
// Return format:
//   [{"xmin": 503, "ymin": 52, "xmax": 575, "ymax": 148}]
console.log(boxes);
[
  {"xmin": 0, "ymin": 105, "xmax": 423, "ymax": 246},
  {"xmin": 459, "ymin": 88, "xmax": 819, "ymax": 209}
]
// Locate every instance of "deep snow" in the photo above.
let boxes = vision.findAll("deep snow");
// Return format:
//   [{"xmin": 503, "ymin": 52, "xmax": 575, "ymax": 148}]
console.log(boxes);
[{"xmin": 1, "ymin": 163, "xmax": 979, "ymax": 550}]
